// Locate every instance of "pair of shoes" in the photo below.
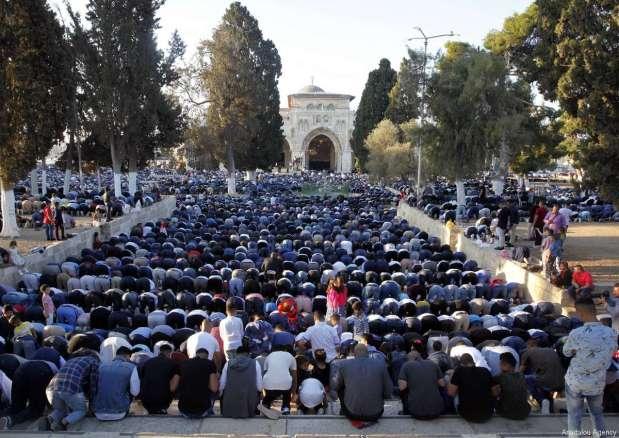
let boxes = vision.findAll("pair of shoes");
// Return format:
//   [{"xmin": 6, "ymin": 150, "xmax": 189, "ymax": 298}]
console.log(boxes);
[
  {"xmin": 0, "ymin": 416, "xmax": 11, "ymax": 430},
  {"xmin": 281, "ymin": 407, "xmax": 290, "ymax": 416},
  {"xmin": 48, "ymin": 417, "xmax": 66, "ymax": 432}
]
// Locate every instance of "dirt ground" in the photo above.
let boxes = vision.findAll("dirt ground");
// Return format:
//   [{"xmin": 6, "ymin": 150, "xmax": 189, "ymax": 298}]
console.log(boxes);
[
  {"xmin": 515, "ymin": 222, "xmax": 619, "ymax": 287},
  {"xmin": 0, "ymin": 216, "xmax": 94, "ymax": 256}
]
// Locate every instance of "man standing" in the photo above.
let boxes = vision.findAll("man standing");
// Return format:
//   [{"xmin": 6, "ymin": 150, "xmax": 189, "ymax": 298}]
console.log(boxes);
[
  {"xmin": 219, "ymin": 299, "xmax": 244, "ymax": 361},
  {"xmin": 139, "ymin": 343, "xmax": 179, "ymax": 414},
  {"xmin": 53, "ymin": 202, "xmax": 65, "ymax": 241},
  {"xmin": 531, "ymin": 200, "xmax": 547, "ymax": 246},
  {"xmin": 398, "ymin": 351, "xmax": 445, "ymax": 419},
  {"xmin": 563, "ymin": 297, "xmax": 617, "ymax": 437},
  {"xmin": 333, "ymin": 344, "xmax": 393, "ymax": 422},
  {"xmin": 296, "ymin": 311, "xmax": 340, "ymax": 362},
  {"xmin": 177, "ymin": 348, "xmax": 219, "ymax": 418},
  {"xmin": 45, "ymin": 350, "xmax": 100, "ymax": 431},
  {"xmin": 102, "ymin": 187, "xmax": 112, "ymax": 222},
  {"xmin": 42, "ymin": 202, "xmax": 54, "ymax": 241},
  {"xmin": 93, "ymin": 346, "xmax": 140, "ymax": 421},
  {"xmin": 495, "ymin": 202, "xmax": 510, "ymax": 250}
]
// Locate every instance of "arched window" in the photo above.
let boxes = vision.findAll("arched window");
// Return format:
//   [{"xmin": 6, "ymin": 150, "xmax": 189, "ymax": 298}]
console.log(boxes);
[{"xmin": 326, "ymin": 104, "xmax": 335, "ymax": 111}]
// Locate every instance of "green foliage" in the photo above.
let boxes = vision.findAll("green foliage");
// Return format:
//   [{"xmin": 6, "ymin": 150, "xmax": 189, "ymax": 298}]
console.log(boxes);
[
  {"xmin": 423, "ymin": 43, "xmax": 507, "ymax": 181},
  {"xmin": 202, "ymin": 2, "xmax": 284, "ymax": 172},
  {"xmin": 486, "ymin": 0, "xmax": 619, "ymax": 202},
  {"xmin": 365, "ymin": 119, "xmax": 411, "ymax": 181},
  {"xmin": 70, "ymin": 0, "xmax": 185, "ymax": 173},
  {"xmin": 351, "ymin": 58, "xmax": 397, "ymax": 169},
  {"xmin": 0, "ymin": 0, "xmax": 69, "ymax": 184},
  {"xmin": 385, "ymin": 49, "xmax": 424, "ymax": 124}
]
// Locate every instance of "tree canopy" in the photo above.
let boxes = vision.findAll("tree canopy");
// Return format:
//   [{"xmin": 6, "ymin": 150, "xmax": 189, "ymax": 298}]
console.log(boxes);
[
  {"xmin": 70, "ymin": 0, "xmax": 185, "ymax": 195},
  {"xmin": 201, "ymin": 1, "xmax": 283, "ymax": 190},
  {"xmin": 485, "ymin": 0, "xmax": 619, "ymax": 202},
  {"xmin": 365, "ymin": 119, "xmax": 412, "ymax": 182},
  {"xmin": 0, "ymin": 0, "xmax": 70, "ymax": 236},
  {"xmin": 350, "ymin": 58, "xmax": 397, "ymax": 168},
  {"xmin": 385, "ymin": 49, "xmax": 424, "ymax": 125}
]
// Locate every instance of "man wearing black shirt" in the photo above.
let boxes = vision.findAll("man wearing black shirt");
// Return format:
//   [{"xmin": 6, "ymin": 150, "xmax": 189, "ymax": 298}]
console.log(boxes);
[
  {"xmin": 448, "ymin": 353, "xmax": 494, "ymax": 422},
  {"xmin": 177, "ymin": 348, "xmax": 219, "ymax": 418},
  {"xmin": 139, "ymin": 343, "xmax": 179, "ymax": 414},
  {"xmin": 0, "ymin": 360, "xmax": 57, "ymax": 429}
]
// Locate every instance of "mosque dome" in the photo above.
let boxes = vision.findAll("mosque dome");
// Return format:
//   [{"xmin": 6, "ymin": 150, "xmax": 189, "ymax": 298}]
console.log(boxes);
[{"xmin": 298, "ymin": 84, "xmax": 325, "ymax": 93}]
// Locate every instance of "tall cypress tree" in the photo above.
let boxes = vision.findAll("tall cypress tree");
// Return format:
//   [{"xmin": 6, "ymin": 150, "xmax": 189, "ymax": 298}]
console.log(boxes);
[
  {"xmin": 386, "ymin": 49, "xmax": 424, "ymax": 125},
  {"xmin": 0, "ymin": 0, "xmax": 69, "ymax": 237},
  {"xmin": 202, "ymin": 2, "xmax": 283, "ymax": 193},
  {"xmin": 350, "ymin": 58, "xmax": 397, "ymax": 169}
]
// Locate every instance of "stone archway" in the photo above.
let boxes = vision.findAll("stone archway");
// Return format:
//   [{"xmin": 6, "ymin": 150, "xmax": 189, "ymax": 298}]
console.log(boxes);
[{"xmin": 302, "ymin": 128, "xmax": 342, "ymax": 171}]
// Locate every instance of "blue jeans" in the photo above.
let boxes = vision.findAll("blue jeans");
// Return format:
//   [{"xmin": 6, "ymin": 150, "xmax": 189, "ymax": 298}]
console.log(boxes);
[
  {"xmin": 47, "ymin": 390, "xmax": 87, "ymax": 426},
  {"xmin": 44, "ymin": 223, "xmax": 54, "ymax": 240},
  {"xmin": 565, "ymin": 384, "xmax": 605, "ymax": 437}
]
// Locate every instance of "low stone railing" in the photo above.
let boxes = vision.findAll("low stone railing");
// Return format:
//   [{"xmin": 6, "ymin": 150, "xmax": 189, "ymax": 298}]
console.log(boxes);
[
  {"xmin": 397, "ymin": 202, "xmax": 573, "ymax": 315},
  {"xmin": 0, "ymin": 196, "xmax": 177, "ymax": 288}
]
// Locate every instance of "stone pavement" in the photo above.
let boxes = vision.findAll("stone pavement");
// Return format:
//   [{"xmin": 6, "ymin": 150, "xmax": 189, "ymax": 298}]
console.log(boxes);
[{"xmin": 3, "ymin": 414, "xmax": 619, "ymax": 437}]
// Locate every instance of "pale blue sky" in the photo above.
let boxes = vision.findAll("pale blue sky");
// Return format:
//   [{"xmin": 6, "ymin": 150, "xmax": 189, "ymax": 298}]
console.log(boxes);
[{"xmin": 52, "ymin": 0, "xmax": 532, "ymax": 108}]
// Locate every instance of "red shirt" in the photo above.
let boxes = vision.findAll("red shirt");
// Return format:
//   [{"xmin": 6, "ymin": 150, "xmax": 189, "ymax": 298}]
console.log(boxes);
[
  {"xmin": 533, "ymin": 206, "xmax": 547, "ymax": 227},
  {"xmin": 43, "ymin": 206, "xmax": 54, "ymax": 225},
  {"xmin": 572, "ymin": 270, "xmax": 593, "ymax": 288}
]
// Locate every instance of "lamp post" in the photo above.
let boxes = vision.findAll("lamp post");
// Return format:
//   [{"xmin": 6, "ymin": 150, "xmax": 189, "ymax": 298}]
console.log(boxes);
[{"xmin": 407, "ymin": 27, "xmax": 456, "ymax": 199}]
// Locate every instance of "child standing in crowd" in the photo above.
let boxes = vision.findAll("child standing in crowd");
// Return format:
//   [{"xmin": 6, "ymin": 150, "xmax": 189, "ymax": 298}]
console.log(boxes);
[
  {"xmin": 326, "ymin": 272, "xmax": 347, "ymax": 319},
  {"xmin": 40, "ymin": 284, "xmax": 55, "ymax": 325},
  {"xmin": 350, "ymin": 301, "xmax": 369, "ymax": 340},
  {"xmin": 542, "ymin": 231, "xmax": 562, "ymax": 277}
]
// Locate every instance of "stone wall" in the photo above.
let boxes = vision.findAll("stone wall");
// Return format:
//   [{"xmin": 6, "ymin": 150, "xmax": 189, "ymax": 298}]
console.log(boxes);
[
  {"xmin": 397, "ymin": 202, "xmax": 573, "ymax": 315},
  {"xmin": 0, "ymin": 196, "xmax": 177, "ymax": 288}
]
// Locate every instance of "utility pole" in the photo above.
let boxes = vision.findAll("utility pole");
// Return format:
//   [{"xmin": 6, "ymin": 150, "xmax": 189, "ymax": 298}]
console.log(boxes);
[{"xmin": 407, "ymin": 27, "xmax": 456, "ymax": 199}]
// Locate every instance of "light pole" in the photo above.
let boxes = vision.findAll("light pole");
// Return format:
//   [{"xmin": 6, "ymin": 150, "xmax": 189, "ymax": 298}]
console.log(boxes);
[{"xmin": 407, "ymin": 27, "xmax": 456, "ymax": 199}]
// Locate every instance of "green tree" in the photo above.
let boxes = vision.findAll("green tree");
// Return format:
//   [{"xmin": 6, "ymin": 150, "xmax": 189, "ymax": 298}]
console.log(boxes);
[
  {"xmin": 350, "ymin": 58, "xmax": 397, "ymax": 168},
  {"xmin": 70, "ymin": 0, "xmax": 184, "ymax": 197},
  {"xmin": 125, "ymin": 25, "xmax": 186, "ymax": 195},
  {"xmin": 385, "ymin": 49, "xmax": 424, "ymax": 124},
  {"xmin": 365, "ymin": 119, "xmax": 411, "ymax": 182},
  {"xmin": 0, "ymin": 0, "xmax": 69, "ymax": 237},
  {"xmin": 423, "ymin": 42, "xmax": 508, "ymax": 205},
  {"xmin": 202, "ymin": 2, "xmax": 283, "ymax": 192},
  {"xmin": 486, "ymin": 0, "xmax": 619, "ymax": 202}
]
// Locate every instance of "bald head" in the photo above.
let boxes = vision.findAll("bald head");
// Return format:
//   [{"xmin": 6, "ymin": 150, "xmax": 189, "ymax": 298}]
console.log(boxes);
[{"xmin": 353, "ymin": 343, "xmax": 369, "ymax": 358}]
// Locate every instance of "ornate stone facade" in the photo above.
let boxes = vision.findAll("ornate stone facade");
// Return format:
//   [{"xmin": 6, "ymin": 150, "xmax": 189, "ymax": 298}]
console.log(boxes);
[{"xmin": 280, "ymin": 84, "xmax": 355, "ymax": 172}]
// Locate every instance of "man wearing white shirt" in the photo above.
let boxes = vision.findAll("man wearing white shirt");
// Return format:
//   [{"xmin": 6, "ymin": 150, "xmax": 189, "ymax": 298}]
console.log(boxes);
[
  {"xmin": 219, "ymin": 299, "xmax": 244, "ymax": 360},
  {"xmin": 185, "ymin": 320, "xmax": 222, "ymax": 369},
  {"xmin": 449, "ymin": 344, "xmax": 491, "ymax": 371},
  {"xmin": 296, "ymin": 312, "xmax": 340, "ymax": 362}
]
